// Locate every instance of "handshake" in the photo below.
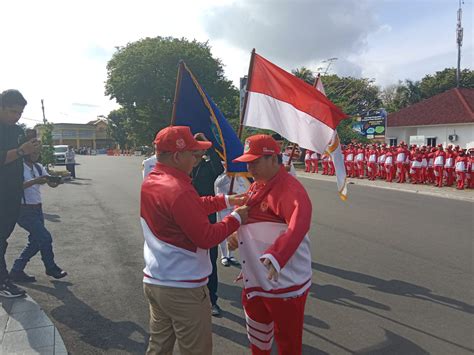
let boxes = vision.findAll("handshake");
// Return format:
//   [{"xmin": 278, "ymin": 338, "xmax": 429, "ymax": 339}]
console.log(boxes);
[{"xmin": 227, "ymin": 193, "xmax": 249, "ymax": 224}]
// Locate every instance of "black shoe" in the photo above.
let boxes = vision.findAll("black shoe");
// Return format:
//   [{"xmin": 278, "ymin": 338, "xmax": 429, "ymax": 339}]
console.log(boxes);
[
  {"xmin": 0, "ymin": 280, "xmax": 27, "ymax": 298},
  {"xmin": 9, "ymin": 270, "xmax": 36, "ymax": 283},
  {"xmin": 211, "ymin": 304, "xmax": 222, "ymax": 317},
  {"xmin": 46, "ymin": 268, "xmax": 67, "ymax": 279}
]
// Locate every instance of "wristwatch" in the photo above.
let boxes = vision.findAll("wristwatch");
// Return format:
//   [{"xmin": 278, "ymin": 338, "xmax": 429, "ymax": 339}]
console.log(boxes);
[{"xmin": 16, "ymin": 147, "xmax": 26, "ymax": 157}]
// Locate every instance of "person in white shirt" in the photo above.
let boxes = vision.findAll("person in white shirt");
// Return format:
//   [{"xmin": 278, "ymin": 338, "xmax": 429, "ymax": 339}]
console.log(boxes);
[
  {"xmin": 214, "ymin": 169, "xmax": 250, "ymax": 266},
  {"xmin": 65, "ymin": 146, "xmax": 76, "ymax": 178},
  {"xmin": 9, "ymin": 151, "xmax": 67, "ymax": 282},
  {"xmin": 142, "ymin": 154, "xmax": 157, "ymax": 179}
]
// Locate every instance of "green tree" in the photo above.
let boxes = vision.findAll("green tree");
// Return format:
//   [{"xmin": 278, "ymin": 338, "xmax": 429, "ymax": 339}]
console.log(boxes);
[
  {"xmin": 292, "ymin": 67, "xmax": 315, "ymax": 85},
  {"xmin": 105, "ymin": 37, "xmax": 239, "ymax": 145},
  {"xmin": 106, "ymin": 108, "xmax": 131, "ymax": 149},
  {"xmin": 419, "ymin": 68, "xmax": 474, "ymax": 98},
  {"xmin": 40, "ymin": 122, "xmax": 55, "ymax": 169}
]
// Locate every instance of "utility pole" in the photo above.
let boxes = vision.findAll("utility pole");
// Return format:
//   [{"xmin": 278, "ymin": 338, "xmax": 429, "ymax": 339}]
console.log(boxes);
[
  {"xmin": 318, "ymin": 57, "xmax": 338, "ymax": 75},
  {"xmin": 456, "ymin": 0, "xmax": 464, "ymax": 87},
  {"xmin": 41, "ymin": 99, "xmax": 47, "ymax": 124}
]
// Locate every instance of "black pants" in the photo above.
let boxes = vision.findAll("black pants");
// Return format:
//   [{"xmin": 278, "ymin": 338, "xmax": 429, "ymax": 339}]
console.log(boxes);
[
  {"xmin": 207, "ymin": 246, "xmax": 218, "ymax": 306},
  {"xmin": 66, "ymin": 163, "xmax": 76, "ymax": 178},
  {"xmin": 0, "ymin": 198, "xmax": 21, "ymax": 282}
]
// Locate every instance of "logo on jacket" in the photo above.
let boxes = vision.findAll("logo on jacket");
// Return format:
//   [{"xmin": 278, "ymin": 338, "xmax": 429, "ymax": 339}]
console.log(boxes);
[
  {"xmin": 176, "ymin": 138, "xmax": 186, "ymax": 149},
  {"xmin": 260, "ymin": 201, "xmax": 268, "ymax": 212}
]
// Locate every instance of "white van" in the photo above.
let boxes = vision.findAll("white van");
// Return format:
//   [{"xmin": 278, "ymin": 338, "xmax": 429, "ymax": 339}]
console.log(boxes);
[{"xmin": 53, "ymin": 145, "xmax": 68, "ymax": 165}]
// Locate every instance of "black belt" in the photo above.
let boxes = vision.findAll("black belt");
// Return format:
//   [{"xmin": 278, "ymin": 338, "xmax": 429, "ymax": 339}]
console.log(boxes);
[{"xmin": 21, "ymin": 203, "xmax": 42, "ymax": 208}]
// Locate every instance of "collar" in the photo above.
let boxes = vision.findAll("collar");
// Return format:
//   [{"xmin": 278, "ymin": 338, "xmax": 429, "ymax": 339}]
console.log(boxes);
[{"xmin": 155, "ymin": 162, "xmax": 191, "ymax": 183}]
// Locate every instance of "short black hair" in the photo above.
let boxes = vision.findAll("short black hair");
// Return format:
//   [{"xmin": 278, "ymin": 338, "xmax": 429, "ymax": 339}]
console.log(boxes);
[
  {"xmin": 0, "ymin": 89, "xmax": 27, "ymax": 108},
  {"xmin": 271, "ymin": 133, "xmax": 283, "ymax": 141}
]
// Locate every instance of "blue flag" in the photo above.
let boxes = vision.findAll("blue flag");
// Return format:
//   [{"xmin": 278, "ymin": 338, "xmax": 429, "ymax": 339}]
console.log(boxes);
[{"xmin": 173, "ymin": 63, "xmax": 247, "ymax": 173}]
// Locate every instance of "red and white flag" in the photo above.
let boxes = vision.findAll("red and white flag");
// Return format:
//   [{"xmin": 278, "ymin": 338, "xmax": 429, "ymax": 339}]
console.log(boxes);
[{"xmin": 243, "ymin": 53, "xmax": 349, "ymax": 199}]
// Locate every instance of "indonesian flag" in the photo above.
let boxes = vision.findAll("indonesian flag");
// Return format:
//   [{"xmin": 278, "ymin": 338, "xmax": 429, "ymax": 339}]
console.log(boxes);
[
  {"xmin": 243, "ymin": 53, "xmax": 349, "ymax": 199},
  {"xmin": 313, "ymin": 74, "xmax": 348, "ymax": 200}
]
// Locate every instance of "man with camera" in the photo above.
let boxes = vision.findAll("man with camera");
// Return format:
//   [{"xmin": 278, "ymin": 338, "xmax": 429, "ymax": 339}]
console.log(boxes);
[
  {"xmin": 9, "ymin": 149, "xmax": 67, "ymax": 283},
  {"xmin": 0, "ymin": 89, "xmax": 41, "ymax": 298}
]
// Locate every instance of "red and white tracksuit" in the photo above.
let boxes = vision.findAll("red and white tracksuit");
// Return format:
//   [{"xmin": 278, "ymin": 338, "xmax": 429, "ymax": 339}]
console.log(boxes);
[
  {"xmin": 304, "ymin": 151, "xmax": 312, "ymax": 172},
  {"xmin": 355, "ymin": 148, "xmax": 365, "ymax": 178},
  {"xmin": 411, "ymin": 153, "xmax": 423, "ymax": 184},
  {"xmin": 328, "ymin": 157, "xmax": 335, "ymax": 176},
  {"xmin": 444, "ymin": 151, "xmax": 455, "ymax": 186},
  {"xmin": 367, "ymin": 149, "xmax": 378, "ymax": 180},
  {"xmin": 385, "ymin": 152, "xmax": 395, "ymax": 182},
  {"xmin": 238, "ymin": 167, "xmax": 312, "ymax": 355},
  {"xmin": 321, "ymin": 154, "xmax": 329, "ymax": 175},
  {"xmin": 455, "ymin": 156, "xmax": 467, "ymax": 190},
  {"xmin": 378, "ymin": 150, "xmax": 386, "ymax": 179},
  {"xmin": 345, "ymin": 149, "xmax": 354, "ymax": 178},
  {"xmin": 396, "ymin": 148, "xmax": 407, "ymax": 183},
  {"xmin": 467, "ymin": 157, "xmax": 474, "ymax": 188},
  {"xmin": 311, "ymin": 152, "xmax": 319, "ymax": 173},
  {"xmin": 427, "ymin": 152, "xmax": 435, "ymax": 184},
  {"xmin": 421, "ymin": 153, "xmax": 428, "ymax": 184},
  {"xmin": 434, "ymin": 150, "xmax": 446, "ymax": 187}
]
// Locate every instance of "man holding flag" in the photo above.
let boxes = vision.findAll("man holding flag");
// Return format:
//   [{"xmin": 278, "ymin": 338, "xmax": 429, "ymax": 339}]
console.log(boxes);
[{"xmin": 229, "ymin": 134, "xmax": 313, "ymax": 355}]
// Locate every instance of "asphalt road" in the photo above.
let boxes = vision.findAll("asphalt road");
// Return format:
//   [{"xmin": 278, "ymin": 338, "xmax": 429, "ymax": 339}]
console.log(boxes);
[{"xmin": 7, "ymin": 155, "xmax": 474, "ymax": 355}]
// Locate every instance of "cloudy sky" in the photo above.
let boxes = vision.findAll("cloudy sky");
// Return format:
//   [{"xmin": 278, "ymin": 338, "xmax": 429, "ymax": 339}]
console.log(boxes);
[{"xmin": 1, "ymin": 0, "xmax": 471, "ymax": 126}]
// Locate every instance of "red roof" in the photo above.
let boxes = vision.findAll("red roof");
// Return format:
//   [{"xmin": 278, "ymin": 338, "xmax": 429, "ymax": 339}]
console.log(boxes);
[{"xmin": 387, "ymin": 88, "xmax": 474, "ymax": 127}]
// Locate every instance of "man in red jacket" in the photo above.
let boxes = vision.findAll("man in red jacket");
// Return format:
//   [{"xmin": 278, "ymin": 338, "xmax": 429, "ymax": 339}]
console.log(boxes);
[
  {"xmin": 367, "ymin": 144, "xmax": 378, "ymax": 181},
  {"xmin": 141, "ymin": 126, "xmax": 248, "ymax": 355},
  {"xmin": 455, "ymin": 150, "xmax": 467, "ymax": 190},
  {"xmin": 229, "ymin": 134, "xmax": 313, "ymax": 355}
]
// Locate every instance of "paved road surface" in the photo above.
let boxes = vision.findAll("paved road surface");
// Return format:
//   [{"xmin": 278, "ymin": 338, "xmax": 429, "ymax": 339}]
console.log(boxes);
[{"xmin": 7, "ymin": 155, "xmax": 473, "ymax": 354}]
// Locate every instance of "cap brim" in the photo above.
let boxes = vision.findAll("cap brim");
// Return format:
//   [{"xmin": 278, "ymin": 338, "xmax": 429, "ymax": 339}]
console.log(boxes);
[
  {"xmin": 189, "ymin": 141, "xmax": 212, "ymax": 151},
  {"xmin": 233, "ymin": 154, "xmax": 262, "ymax": 163}
]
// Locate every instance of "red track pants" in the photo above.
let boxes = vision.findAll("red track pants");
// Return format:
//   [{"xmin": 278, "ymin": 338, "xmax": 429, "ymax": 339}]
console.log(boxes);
[{"xmin": 242, "ymin": 290, "xmax": 308, "ymax": 355}]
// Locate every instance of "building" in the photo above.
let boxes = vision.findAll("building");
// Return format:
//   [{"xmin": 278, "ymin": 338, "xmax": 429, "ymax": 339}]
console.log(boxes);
[
  {"xmin": 36, "ymin": 119, "xmax": 114, "ymax": 149},
  {"xmin": 386, "ymin": 88, "xmax": 474, "ymax": 149}
]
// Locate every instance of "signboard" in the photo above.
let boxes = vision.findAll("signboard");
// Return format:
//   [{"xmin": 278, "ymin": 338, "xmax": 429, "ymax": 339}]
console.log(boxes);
[
  {"xmin": 409, "ymin": 135, "xmax": 425, "ymax": 146},
  {"xmin": 352, "ymin": 109, "xmax": 387, "ymax": 139}
]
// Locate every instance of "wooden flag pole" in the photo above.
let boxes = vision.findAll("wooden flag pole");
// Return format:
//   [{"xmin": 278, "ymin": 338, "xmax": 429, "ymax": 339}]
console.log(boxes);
[
  {"xmin": 170, "ymin": 61, "xmax": 185, "ymax": 126},
  {"xmin": 229, "ymin": 49, "xmax": 256, "ymax": 194}
]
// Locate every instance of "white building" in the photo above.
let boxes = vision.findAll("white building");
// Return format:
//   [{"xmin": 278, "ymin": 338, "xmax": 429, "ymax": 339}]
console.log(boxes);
[{"xmin": 386, "ymin": 88, "xmax": 474, "ymax": 149}]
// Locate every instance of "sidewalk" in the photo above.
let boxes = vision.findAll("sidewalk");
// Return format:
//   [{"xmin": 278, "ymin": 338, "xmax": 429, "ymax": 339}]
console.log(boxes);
[
  {"xmin": 297, "ymin": 171, "xmax": 474, "ymax": 202},
  {"xmin": 1, "ymin": 294, "xmax": 67, "ymax": 354}
]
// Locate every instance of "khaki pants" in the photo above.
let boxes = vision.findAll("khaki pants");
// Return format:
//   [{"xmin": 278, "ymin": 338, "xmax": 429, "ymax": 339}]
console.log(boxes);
[{"xmin": 143, "ymin": 283, "xmax": 212, "ymax": 355}]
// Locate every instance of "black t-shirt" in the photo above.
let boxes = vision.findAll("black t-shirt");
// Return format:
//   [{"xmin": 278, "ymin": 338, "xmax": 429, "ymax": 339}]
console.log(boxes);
[
  {"xmin": 191, "ymin": 149, "xmax": 225, "ymax": 224},
  {"xmin": 0, "ymin": 123, "xmax": 25, "ymax": 202}
]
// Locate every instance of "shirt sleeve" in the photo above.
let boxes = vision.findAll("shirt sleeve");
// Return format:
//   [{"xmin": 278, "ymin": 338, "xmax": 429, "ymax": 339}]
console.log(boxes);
[
  {"xmin": 261, "ymin": 184, "xmax": 312, "ymax": 271},
  {"xmin": 172, "ymin": 191, "xmax": 240, "ymax": 249},
  {"xmin": 198, "ymin": 194, "xmax": 229, "ymax": 215}
]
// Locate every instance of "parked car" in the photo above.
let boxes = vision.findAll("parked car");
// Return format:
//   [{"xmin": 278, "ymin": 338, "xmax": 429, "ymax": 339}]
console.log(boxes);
[{"xmin": 53, "ymin": 145, "xmax": 68, "ymax": 165}]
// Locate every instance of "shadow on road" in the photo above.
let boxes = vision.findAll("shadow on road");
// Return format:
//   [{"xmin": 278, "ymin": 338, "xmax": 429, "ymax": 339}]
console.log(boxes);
[
  {"xmin": 312, "ymin": 262, "xmax": 474, "ymax": 314},
  {"xmin": 355, "ymin": 329, "xmax": 430, "ymax": 354},
  {"xmin": 23, "ymin": 281, "xmax": 147, "ymax": 354},
  {"xmin": 43, "ymin": 213, "xmax": 61, "ymax": 223}
]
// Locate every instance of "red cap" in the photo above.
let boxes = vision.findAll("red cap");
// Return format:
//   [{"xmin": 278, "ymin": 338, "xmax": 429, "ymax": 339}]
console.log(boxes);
[
  {"xmin": 233, "ymin": 134, "xmax": 281, "ymax": 163},
  {"xmin": 154, "ymin": 126, "xmax": 212, "ymax": 152}
]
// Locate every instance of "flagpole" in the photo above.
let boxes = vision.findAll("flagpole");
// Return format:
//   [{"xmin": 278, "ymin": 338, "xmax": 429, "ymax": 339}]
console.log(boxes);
[
  {"xmin": 229, "ymin": 49, "xmax": 256, "ymax": 194},
  {"xmin": 313, "ymin": 73, "xmax": 321, "ymax": 88},
  {"xmin": 170, "ymin": 61, "xmax": 185, "ymax": 126},
  {"xmin": 237, "ymin": 48, "xmax": 256, "ymax": 139}
]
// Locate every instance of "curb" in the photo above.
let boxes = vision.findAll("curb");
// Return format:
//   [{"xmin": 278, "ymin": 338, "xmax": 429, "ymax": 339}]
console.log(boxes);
[
  {"xmin": 297, "ymin": 171, "xmax": 474, "ymax": 202},
  {"xmin": 0, "ymin": 294, "xmax": 67, "ymax": 354}
]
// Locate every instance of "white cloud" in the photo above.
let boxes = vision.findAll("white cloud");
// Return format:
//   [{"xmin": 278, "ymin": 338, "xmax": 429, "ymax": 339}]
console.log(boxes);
[{"xmin": 1, "ymin": 0, "xmax": 471, "ymax": 127}]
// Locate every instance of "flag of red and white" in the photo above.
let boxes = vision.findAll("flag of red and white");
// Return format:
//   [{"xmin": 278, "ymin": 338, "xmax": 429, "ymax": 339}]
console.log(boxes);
[
  {"xmin": 243, "ymin": 53, "xmax": 349, "ymax": 199},
  {"xmin": 313, "ymin": 74, "xmax": 348, "ymax": 200}
]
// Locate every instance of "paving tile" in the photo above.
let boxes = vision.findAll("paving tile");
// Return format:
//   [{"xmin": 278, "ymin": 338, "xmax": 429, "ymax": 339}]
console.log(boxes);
[
  {"xmin": 0, "ymin": 298, "xmax": 14, "ymax": 313},
  {"xmin": 10, "ymin": 297, "xmax": 41, "ymax": 314},
  {"xmin": 0, "ymin": 313, "xmax": 8, "ymax": 339},
  {"xmin": 10, "ymin": 345, "xmax": 55, "ymax": 354},
  {"xmin": 54, "ymin": 328, "xmax": 68, "ymax": 354},
  {"xmin": 1, "ymin": 325, "xmax": 54, "ymax": 353},
  {"xmin": 6, "ymin": 309, "xmax": 53, "ymax": 332}
]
